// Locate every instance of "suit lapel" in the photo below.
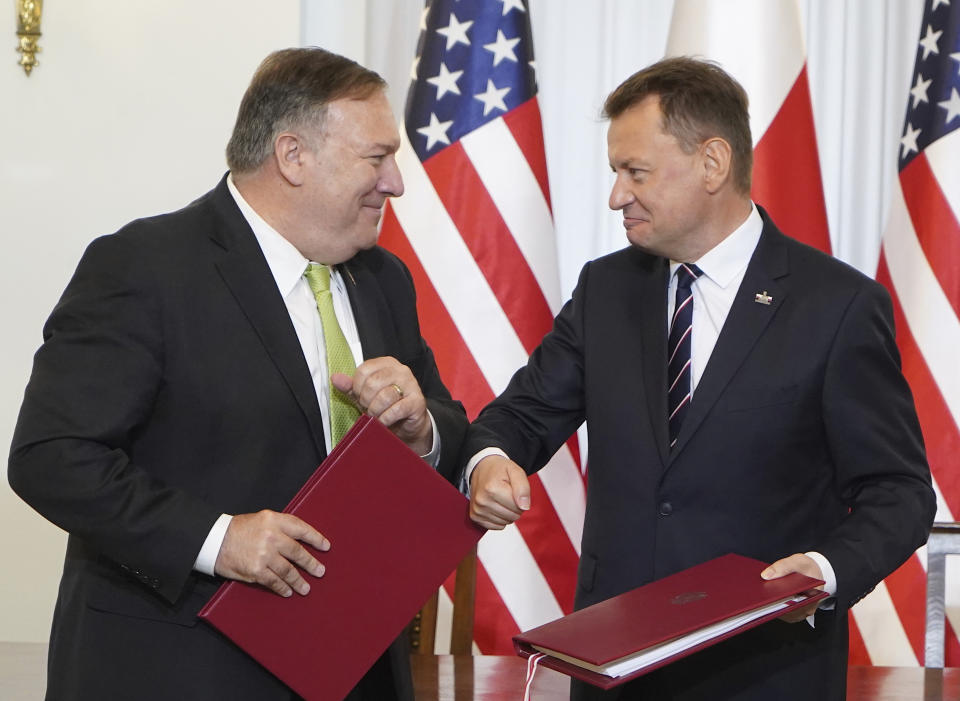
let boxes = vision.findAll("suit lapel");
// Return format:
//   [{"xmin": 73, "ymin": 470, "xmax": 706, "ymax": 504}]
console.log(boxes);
[
  {"xmin": 636, "ymin": 255, "xmax": 672, "ymax": 467},
  {"xmin": 207, "ymin": 177, "xmax": 327, "ymax": 457},
  {"xmin": 339, "ymin": 256, "xmax": 388, "ymax": 361},
  {"xmin": 669, "ymin": 220, "xmax": 790, "ymax": 459}
]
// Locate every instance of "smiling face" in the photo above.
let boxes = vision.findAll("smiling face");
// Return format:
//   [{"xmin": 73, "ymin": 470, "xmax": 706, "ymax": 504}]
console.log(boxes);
[
  {"xmin": 607, "ymin": 96, "xmax": 714, "ymax": 262},
  {"xmin": 293, "ymin": 90, "xmax": 404, "ymax": 264}
]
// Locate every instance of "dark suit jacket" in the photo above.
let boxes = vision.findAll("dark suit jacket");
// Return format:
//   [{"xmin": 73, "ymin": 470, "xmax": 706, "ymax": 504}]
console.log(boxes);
[
  {"xmin": 464, "ymin": 209, "xmax": 935, "ymax": 701},
  {"xmin": 8, "ymin": 176, "xmax": 467, "ymax": 700}
]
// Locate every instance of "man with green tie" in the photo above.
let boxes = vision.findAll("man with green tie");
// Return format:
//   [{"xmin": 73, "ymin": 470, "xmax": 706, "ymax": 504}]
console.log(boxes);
[{"xmin": 9, "ymin": 47, "xmax": 466, "ymax": 700}]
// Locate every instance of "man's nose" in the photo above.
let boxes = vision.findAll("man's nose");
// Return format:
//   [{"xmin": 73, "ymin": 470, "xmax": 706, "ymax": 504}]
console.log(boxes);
[
  {"xmin": 608, "ymin": 176, "xmax": 634, "ymax": 211},
  {"xmin": 379, "ymin": 155, "xmax": 404, "ymax": 198}
]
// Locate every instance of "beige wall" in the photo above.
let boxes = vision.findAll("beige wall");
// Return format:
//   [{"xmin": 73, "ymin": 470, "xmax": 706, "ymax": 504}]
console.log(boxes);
[{"xmin": 0, "ymin": 1, "xmax": 300, "ymax": 643}]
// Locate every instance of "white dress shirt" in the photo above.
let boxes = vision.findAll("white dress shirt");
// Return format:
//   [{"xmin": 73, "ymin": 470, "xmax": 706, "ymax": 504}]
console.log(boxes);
[
  {"xmin": 667, "ymin": 204, "xmax": 763, "ymax": 396},
  {"xmin": 192, "ymin": 175, "xmax": 438, "ymax": 574}
]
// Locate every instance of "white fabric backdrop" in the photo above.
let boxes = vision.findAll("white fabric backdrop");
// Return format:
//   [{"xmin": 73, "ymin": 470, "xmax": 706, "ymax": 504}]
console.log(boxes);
[{"xmin": 303, "ymin": 0, "xmax": 924, "ymax": 299}]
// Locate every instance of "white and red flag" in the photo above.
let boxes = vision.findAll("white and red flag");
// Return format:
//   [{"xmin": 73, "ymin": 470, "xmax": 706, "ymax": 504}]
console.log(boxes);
[
  {"xmin": 666, "ymin": 0, "xmax": 832, "ymax": 253},
  {"xmin": 872, "ymin": 0, "xmax": 960, "ymax": 667},
  {"xmin": 379, "ymin": 0, "xmax": 586, "ymax": 653}
]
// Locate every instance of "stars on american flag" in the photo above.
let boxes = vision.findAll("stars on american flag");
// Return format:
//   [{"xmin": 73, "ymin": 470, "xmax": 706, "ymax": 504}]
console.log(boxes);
[
  {"xmin": 941, "ymin": 87, "xmax": 960, "ymax": 123},
  {"xmin": 427, "ymin": 62, "xmax": 464, "ymax": 99},
  {"xmin": 437, "ymin": 13, "xmax": 474, "ymax": 50},
  {"xmin": 899, "ymin": 0, "xmax": 960, "ymax": 167},
  {"xmin": 910, "ymin": 73, "xmax": 932, "ymax": 107},
  {"xmin": 497, "ymin": 0, "xmax": 526, "ymax": 15},
  {"xmin": 901, "ymin": 122, "xmax": 922, "ymax": 158},
  {"xmin": 475, "ymin": 78, "xmax": 511, "ymax": 115},
  {"xmin": 417, "ymin": 113, "xmax": 454, "ymax": 149},
  {"xmin": 406, "ymin": 0, "xmax": 536, "ymax": 161},
  {"xmin": 484, "ymin": 30, "xmax": 521, "ymax": 66},
  {"xmin": 919, "ymin": 23, "xmax": 943, "ymax": 60}
]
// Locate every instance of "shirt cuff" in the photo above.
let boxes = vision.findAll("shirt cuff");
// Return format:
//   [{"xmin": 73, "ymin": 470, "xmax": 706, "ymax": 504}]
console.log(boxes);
[
  {"xmin": 420, "ymin": 411, "xmax": 441, "ymax": 467},
  {"xmin": 805, "ymin": 551, "xmax": 837, "ymax": 597},
  {"xmin": 804, "ymin": 550, "xmax": 837, "ymax": 627},
  {"xmin": 193, "ymin": 513, "xmax": 233, "ymax": 576},
  {"xmin": 462, "ymin": 448, "xmax": 509, "ymax": 495}
]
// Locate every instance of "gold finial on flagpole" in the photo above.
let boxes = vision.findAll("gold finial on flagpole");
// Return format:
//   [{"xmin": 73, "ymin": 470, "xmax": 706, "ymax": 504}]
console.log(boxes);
[{"xmin": 16, "ymin": 0, "xmax": 43, "ymax": 76}]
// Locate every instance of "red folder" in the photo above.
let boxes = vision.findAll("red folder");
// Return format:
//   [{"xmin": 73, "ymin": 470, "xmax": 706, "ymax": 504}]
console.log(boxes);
[
  {"xmin": 198, "ymin": 415, "xmax": 483, "ymax": 700},
  {"xmin": 513, "ymin": 553, "xmax": 828, "ymax": 689}
]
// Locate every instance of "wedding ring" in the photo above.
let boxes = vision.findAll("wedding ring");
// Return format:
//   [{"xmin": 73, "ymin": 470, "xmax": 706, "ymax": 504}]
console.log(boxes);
[{"xmin": 391, "ymin": 383, "xmax": 404, "ymax": 399}]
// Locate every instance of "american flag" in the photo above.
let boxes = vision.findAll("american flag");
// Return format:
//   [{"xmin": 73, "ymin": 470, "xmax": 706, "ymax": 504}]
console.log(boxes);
[
  {"xmin": 379, "ymin": 0, "xmax": 586, "ymax": 653},
  {"xmin": 870, "ymin": 0, "xmax": 960, "ymax": 667}
]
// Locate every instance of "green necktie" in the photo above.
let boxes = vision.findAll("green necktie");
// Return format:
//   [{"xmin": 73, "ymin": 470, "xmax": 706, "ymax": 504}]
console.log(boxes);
[{"xmin": 304, "ymin": 263, "xmax": 361, "ymax": 446}]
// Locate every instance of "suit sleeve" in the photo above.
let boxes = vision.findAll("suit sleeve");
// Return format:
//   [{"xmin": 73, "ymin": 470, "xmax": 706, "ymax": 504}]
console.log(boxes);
[
  {"xmin": 462, "ymin": 262, "xmax": 590, "ymax": 475},
  {"xmin": 8, "ymin": 233, "xmax": 219, "ymax": 603},
  {"xmin": 385, "ymin": 254, "xmax": 469, "ymax": 486},
  {"xmin": 818, "ymin": 279, "xmax": 935, "ymax": 611}
]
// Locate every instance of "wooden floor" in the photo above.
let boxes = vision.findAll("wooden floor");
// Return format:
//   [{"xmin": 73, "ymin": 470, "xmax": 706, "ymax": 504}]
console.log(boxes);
[{"xmin": 2, "ymin": 643, "xmax": 957, "ymax": 699}]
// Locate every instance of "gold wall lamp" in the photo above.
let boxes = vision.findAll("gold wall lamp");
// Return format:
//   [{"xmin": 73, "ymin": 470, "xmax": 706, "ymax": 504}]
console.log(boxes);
[{"xmin": 16, "ymin": 0, "xmax": 43, "ymax": 76}]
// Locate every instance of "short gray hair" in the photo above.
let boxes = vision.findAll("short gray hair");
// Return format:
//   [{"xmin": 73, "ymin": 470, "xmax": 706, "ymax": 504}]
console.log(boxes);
[{"xmin": 226, "ymin": 47, "xmax": 386, "ymax": 173}]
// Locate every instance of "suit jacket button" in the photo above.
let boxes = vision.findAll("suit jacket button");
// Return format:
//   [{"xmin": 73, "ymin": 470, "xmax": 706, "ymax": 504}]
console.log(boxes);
[{"xmin": 658, "ymin": 501, "xmax": 673, "ymax": 516}]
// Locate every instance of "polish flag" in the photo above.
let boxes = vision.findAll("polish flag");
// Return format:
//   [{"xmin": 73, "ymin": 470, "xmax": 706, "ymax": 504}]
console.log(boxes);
[{"xmin": 666, "ymin": 0, "xmax": 832, "ymax": 253}]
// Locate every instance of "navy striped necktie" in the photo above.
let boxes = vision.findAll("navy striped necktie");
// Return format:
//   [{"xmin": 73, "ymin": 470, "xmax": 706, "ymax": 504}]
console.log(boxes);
[{"xmin": 667, "ymin": 263, "xmax": 703, "ymax": 449}]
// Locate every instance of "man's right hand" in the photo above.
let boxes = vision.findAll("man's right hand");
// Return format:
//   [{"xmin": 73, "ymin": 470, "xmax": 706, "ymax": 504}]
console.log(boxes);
[
  {"xmin": 214, "ymin": 510, "xmax": 330, "ymax": 597},
  {"xmin": 468, "ymin": 455, "xmax": 531, "ymax": 530}
]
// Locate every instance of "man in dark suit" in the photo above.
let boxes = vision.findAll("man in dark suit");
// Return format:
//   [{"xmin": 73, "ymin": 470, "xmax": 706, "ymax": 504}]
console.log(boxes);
[
  {"xmin": 8, "ymin": 48, "xmax": 467, "ymax": 700},
  {"xmin": 465, "ymin": 57, "xmax": 935, "ymax": 700}
]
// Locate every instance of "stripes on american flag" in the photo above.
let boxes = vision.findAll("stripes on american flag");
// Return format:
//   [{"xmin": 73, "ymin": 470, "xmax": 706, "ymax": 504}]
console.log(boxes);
[
  {"xmin": 379, "ymin": 0, "xmax": 586, "ymax": 654},
  {"xmin": 872, "ymin": 0, "xmax": 960, "ymax": 667}
]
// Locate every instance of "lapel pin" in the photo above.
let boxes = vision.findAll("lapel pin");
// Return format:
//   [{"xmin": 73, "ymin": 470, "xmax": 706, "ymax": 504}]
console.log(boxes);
[{"xmin": 754, "ymin": 290, "xmax": 773, "ymax": 305}]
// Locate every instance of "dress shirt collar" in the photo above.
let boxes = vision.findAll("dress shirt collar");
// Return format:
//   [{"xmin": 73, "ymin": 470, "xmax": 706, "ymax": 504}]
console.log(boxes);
[
  {"xmin": 670, "ymin": 202, "xmax": 763, "ymax": 288},
  {"xmin": 227, "ymin": 173, "xmax": 310, "ymax": 298}
]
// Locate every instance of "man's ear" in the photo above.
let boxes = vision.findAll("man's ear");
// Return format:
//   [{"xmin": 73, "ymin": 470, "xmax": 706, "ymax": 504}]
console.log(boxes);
[
  {"xmin": 702, "ymin": 137, "xmax": 733, "ymax": 194},
  {"xmin": 274, "ymin": 132, "xmax": 307, "ymax": 186}
]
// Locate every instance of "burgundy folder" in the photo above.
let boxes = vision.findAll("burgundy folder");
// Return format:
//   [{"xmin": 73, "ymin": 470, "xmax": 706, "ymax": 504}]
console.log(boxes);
[
  {"xmin": 514, "ymin": 553, "xmax": 829, "ymax": 689},
  {"xmin": 198, "ymin": 415, "xmax": 483, "ymax": 701}
]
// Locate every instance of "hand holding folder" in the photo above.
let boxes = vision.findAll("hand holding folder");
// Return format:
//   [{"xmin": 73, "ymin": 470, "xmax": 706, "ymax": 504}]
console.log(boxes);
[
  {"xmin": 214, "ymin": 509, "xmax": 331, "ymax": 598},
  {"xmin": 199, "ymin": 415, "xmax": 484, "ymax": 701},
  {"xmin": 514, "ymin": 553, "xmax": 828, "ymax": 690}
]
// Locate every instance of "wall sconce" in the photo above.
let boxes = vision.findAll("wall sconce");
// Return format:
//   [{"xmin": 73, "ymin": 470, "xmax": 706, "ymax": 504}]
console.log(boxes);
[{"xmin": 16, "ymin": 0, "xmax": 43, "ymax": 76}]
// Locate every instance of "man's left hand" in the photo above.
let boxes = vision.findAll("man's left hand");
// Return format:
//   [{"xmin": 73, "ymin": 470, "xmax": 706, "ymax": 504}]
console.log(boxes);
[
  {"xmin": 761, "ymin": 553, "xmax": 824, "ymax": 623},
  {"xmin": 332, "ymin": 356, "xmax": 432, "ymax": 455}
]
